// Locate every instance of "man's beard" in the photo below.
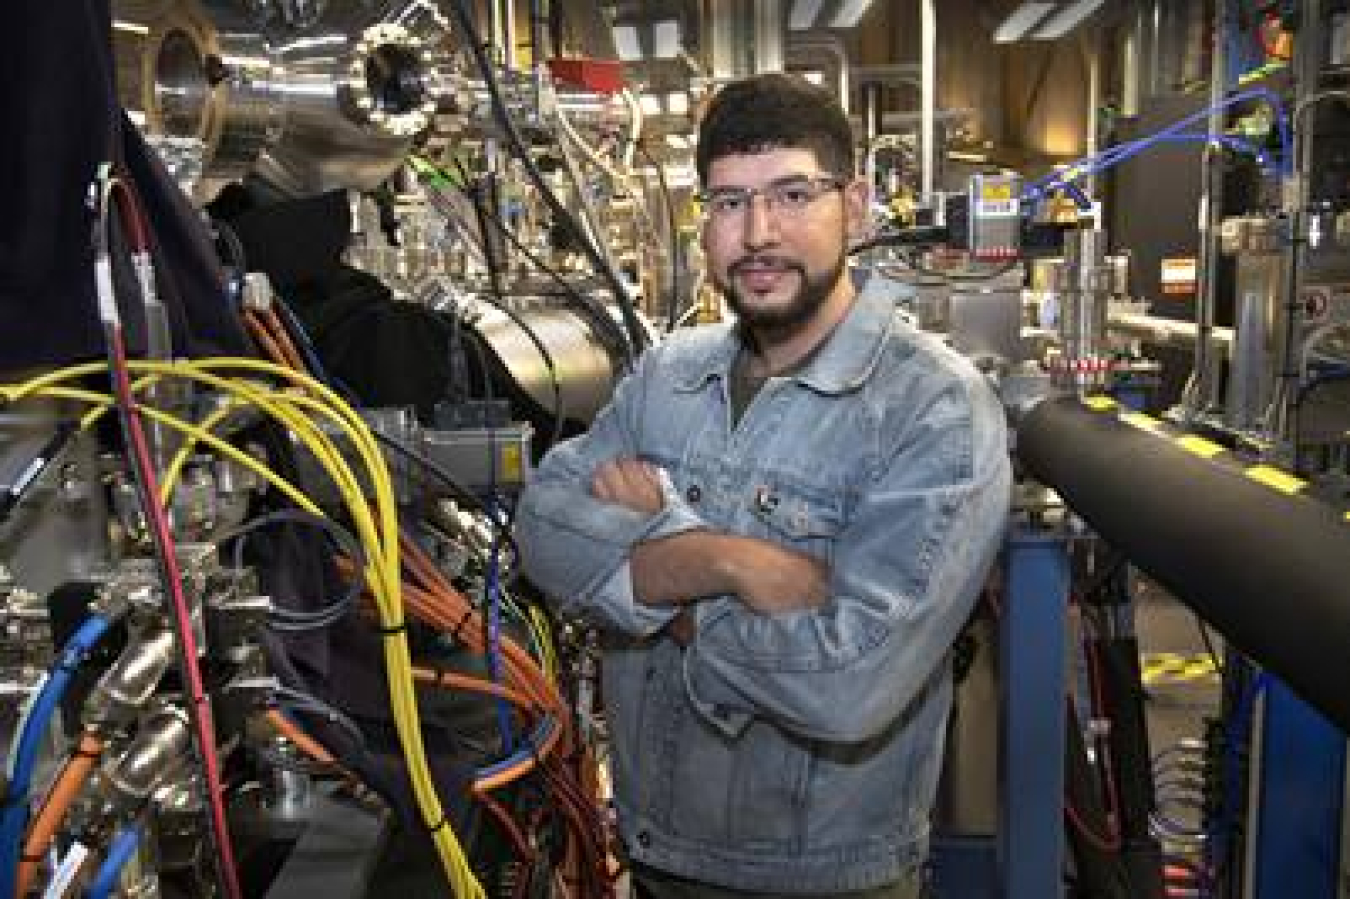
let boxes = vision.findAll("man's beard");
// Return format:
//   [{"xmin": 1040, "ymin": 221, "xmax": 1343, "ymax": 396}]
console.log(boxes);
[{"xmin": 718, "ymin": 251, "xmax": 847, "ymax": 334}]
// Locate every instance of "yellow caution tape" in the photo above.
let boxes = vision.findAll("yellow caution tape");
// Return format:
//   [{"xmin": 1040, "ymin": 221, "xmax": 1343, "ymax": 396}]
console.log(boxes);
[
  {"xmin": 1120, "ymin": 411, "xmax": 1164, "ymax": 433},
  {"xmin": 1245, "ymin": 464, "xmax": 1306, "ymax": 494},
  {"xmin": 1176, "ymin": 435, "xmax": 1225, "ymax": 459},
  {"xmin": 1141, "ymin": 653, "xmax": 1219, "ymax": 685}
]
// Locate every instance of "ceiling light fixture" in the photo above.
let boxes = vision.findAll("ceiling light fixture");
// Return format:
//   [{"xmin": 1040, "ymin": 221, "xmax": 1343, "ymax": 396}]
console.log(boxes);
[
  {"xmin": 830, "ymin": 0, "xmax": 875, "ymax": 29},
  {"xmin": 653, "ymin": 19, "xmax": 680, "ymax": 58},
  {"xmin": 613, "ymin": 24, "xmax": 641, "ymax": 61},
  {"xmin": 993, "ymin": 1, "xmax": 1056, "ymax": 43},
  {"xmin": 1033, "ymin": 0, "xmax": 1105, "ymax": 39}
]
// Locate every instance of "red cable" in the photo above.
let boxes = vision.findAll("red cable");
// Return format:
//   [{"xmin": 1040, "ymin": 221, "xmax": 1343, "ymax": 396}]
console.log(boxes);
[
  {"xmin": 108, "ymin": 327, "xmax": 243, "ymax": 899},
  {"xmin": 107, "ymin": 180, "xmax": 149, "ymax": 252},
  {"xmin": 1083, "ymin": 635, "xmax": 1123, "ymax": 849},
  {"xmin": 99, "ymin": 171, "xmax": 241, "ymax": 898},
  {"xmin": 1064, "ymin": 800, "xmax": 1122, "ymax": 854}
]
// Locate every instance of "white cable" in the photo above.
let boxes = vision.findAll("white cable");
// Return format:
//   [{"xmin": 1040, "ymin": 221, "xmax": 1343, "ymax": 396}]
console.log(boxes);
[{"xmin": 620, "ymin": 88, "xmax": 644, "ymax": 170}]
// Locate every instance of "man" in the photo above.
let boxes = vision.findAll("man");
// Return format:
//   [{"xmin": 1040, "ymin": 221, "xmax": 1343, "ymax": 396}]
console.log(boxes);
[{"xmin": 515, "ymin": 73, "xmax": 1010, "ymax": 898}]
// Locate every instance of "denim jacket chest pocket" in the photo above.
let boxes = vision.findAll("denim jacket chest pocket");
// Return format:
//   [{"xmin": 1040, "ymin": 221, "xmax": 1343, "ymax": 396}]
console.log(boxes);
[{"xmin": 744, "ymin": 478, "xmax": 848, "ymax": 565}]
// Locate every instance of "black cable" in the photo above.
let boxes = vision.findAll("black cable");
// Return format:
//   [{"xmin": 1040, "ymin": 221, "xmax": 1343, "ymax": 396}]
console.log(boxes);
[
  {"xmin": 467, "ymin": 174, "xmax": 509, "ymax": 312},
  {"xmin": 453, "ymin": 178, "xmax": 568, "ymax": 449},
  {"xmin": 442, "ymin": 158, "xmax": 631, "ymax": 364},
  {"xmin": 459, "ymin": 314, "xmax": 501, "ymax": 500},
  {"xmin": 211, "ymin": 217, "xmax": 248, "ymax": 274},
  {"xmin": 215, "ymin": 508, "xmax": 365, "ymax": 632},
  {"xmin": 475, "ymin": 293, "xmax": 567, "ymax": 449},
  {"xmin": 0, "ymin": 422, "xmax": 77, "ymax": 525},
  {"xmin": 1195, "ymin": 616, "xmax": 1225, "ymax": 679},
  {"xmin": 273, "ymin": 687, "xmax": 368, "ymax": 754},
  {"xmin": 632, "ymin": 141, "xmax": 683, "ymax": 333},
  {"xmin": 444, "ymin": 0, "xmax": 646, "ymax": 361}
]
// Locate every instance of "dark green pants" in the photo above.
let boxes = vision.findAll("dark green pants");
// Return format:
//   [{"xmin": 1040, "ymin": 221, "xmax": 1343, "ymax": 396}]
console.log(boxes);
[{"xmin": 632, "ymin": 863, "xmax": 925, "ymax": 899}]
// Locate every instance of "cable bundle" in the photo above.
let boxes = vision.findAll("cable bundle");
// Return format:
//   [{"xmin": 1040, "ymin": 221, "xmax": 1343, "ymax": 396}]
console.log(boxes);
[{"xmin": 0, "ymin": 356, "xmax": 487, "ymax": 898}]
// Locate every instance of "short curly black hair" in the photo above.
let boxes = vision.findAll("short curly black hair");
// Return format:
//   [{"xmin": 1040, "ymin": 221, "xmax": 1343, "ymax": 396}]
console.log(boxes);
[{"xmin": 695, "ymin": 73, "xmax": 855, "ymax": 185}]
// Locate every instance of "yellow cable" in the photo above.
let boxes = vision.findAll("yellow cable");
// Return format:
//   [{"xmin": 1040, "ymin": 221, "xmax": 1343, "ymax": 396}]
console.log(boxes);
[
  {"xmin": 0, "ymin": 361, "xmax": 111, "ymax": 404},
  {"xmin": 4, "ymin": 361, "xmax": 485, "ymax": 897},
  {"xmin": 159, "ymin": 399, "xmax": 241, "ymax": 506},
  {"xmin": 164, "ymin": 361, "xmax": 484, "ymax": 897},
  {"xmin": 29, "ymin": 386, "xmax": 322, "ymax": 517},
  {"xmin": 89, "ymin": 362, "xmax": 480, "ymax": 894},
  {"xmin": 528, "ymin": 606, "xmax": 558, "ymax": 684}
]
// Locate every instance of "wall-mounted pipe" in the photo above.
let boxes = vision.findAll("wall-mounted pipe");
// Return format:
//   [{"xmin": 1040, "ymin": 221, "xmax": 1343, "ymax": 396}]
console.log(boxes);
[
  {"xmin": 1107, "ymin": 312, "xmax": 1234, "ymax": 355},
  {"xmin": 1018, "ymin": 397, "xmax": 1350, "ymax": 733},
  {"xmin": 1189, "ymin": 0, "xmax": 1228, "ymax": 418},
  {"xmin": 920, "ymin": 0, "xmax": 936, "ymax": 200}
]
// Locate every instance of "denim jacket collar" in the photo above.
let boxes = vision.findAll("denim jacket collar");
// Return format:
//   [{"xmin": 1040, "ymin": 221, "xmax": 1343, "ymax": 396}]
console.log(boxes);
[{"xmin": 671, "ymin": 280, "xmax": 897, "ymax": 395}]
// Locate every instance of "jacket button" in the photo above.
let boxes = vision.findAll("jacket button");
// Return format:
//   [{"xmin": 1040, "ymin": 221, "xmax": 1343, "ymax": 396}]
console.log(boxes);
[
  {"xmin": 685, "ymin": 484, "xmax": 702, "ymax": 503},
  {"xmin": 637, "ymin": 830, "xmax": 652, "ymax": 848}
]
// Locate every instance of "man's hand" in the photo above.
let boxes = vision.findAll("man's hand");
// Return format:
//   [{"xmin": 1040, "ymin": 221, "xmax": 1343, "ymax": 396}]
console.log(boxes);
[
  {"xmin": 723, "ymin": 540, "xmax": 830, "ymax": 614},
  {"xmin": 590, "ymin": 458, "xmax": 665, "ymax": 516}
]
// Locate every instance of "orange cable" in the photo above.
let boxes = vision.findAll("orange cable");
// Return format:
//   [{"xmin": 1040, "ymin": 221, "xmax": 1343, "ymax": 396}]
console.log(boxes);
[
  {"xmin": 260, "ymin": 308, "xmax": 306, "ymax": 371},
  {"xmin": 16, "ymin": 731, "xmax": 104, "ymax": 898},
  {"xmin": 243, "ymin": 313, "xmax": 288, "ymax": 369}
]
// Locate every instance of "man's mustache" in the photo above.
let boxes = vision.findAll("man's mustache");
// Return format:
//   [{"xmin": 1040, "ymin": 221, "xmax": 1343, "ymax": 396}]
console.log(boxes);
[{"xmin": 728, "ymin": 256, "xmax": 805, "ymax": 277}]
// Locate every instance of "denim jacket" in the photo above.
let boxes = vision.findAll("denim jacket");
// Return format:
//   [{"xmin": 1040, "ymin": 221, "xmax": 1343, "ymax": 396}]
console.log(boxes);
[{"xmin": 515, "ymin": 280, "xmax": 1011, "ymax": 893}]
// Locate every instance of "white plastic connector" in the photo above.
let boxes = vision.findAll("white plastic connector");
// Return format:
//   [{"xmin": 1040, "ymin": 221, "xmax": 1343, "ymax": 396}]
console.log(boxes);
[{"xmin": 94, "ymin": 255, "xmax": 119, "ymax": 326}]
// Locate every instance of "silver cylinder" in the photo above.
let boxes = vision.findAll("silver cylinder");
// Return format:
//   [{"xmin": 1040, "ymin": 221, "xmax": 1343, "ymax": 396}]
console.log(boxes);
[
  {"xmin": 83, "ymin": 627, "xmax": 177, "ymax": 731},
  {"xmin": 1056, "ymin": 229, "xmax": 1113, "ymax": 392},
  {"xmin": 114, "ymin": 0, "xmax": 281, "ymax": 198},
  {"xmin": 948, "ymin": 275, "xmax": 1025, "ymax": 364},
  {"xmin": 1222, "ymin": 217, "xmax": 1284, "ymax": 433},
  {"xmin": 255, "ymin": 9, "xmax": 451, "ymax": 195},
  {"xmin": 106, "ymin": 707, "xmax": 192, "ymax": 805},
  {"xmin": 469, "ymin": 295, "xmax": 620, "ymax": 425}
]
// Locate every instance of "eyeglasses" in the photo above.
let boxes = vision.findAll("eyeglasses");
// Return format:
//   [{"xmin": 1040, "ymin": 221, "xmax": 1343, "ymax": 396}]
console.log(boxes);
[{"xmin": 697, "ymin": 175, "xmax": 846, "ymax": 223}]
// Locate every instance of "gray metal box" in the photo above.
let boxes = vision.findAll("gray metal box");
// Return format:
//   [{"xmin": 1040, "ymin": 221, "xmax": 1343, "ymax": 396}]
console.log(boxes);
[{"xmin": 420, "ymin": 424, "xmax": 534, "ymax": 491}]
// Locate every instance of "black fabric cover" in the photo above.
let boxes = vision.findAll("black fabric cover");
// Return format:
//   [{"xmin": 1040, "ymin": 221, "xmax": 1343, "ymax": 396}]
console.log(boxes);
[
  {"xmin": 0, "ymin": 0, "xmax": 247, "ymax": 373},
  {"xmin": 214, "ymin": 187, "xmax": 470, "ymax": 422},
  {"xmin": 1018, "ymin": 398, "xmax": 1350, "ymax": 732}
]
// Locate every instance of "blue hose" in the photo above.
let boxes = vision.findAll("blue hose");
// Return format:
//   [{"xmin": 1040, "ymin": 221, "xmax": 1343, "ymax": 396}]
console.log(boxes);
[
  {"xmin": 1024, "ymin": 87, "xmax": 1290, "ymax": 200},
  {"xmin": 0, "ymin": 613, "xmax": 113, "ymax": 899},
  {"xmin": 475, "ymin": 715, "xmax": 557, "ymax": 783},
  {"xmin": 85, "ymin": 823, "xmax": 143, "ymax": 899}
]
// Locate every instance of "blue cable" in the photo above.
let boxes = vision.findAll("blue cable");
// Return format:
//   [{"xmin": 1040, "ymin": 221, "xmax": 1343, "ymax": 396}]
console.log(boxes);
[
  {"xmin": 1042, "ymin": 89, "xmax": 1285, "ymax": 187},
  {"xmin": 486, "ymin": 497, "xmax": 514, "ymax": 753},
  {"xmin": 85, "ymin": 823, "xmax": 143, "ymax": 899},
  {"xmin": 1024, "ymin": 87, "xmax": 1291, "ymax": 200},
  {"xmin": 269, "ymin": 297, "xmax": 361, "ymax": 406},
  {"xmin": 1029, "ymin": 132, "xmax": 1272, "ymax": 213},
  {"xmin": 1202, "ymin": 670, "xmax": 1269, "ymax": 897},
  {"xmin": 474, "ymin": 715, "xmax": 557, "ymax": 782},
  {"xmin": 0, "ymin": 613, "xmax": 113, "ymax": 899},
  {"xmin": 1093, "ymin": 132, "xmax": 1272, "ymax": 177}
]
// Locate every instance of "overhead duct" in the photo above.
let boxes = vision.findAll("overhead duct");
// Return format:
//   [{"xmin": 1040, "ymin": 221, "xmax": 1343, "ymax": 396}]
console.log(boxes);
[{"xmin": 1018, "ymin": 397, "xmax": 1350, "ymax": 732}]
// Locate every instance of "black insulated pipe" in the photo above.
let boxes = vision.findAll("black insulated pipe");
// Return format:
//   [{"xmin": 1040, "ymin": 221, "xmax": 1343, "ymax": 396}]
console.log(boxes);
[{"xmin": 1017, "ymin": 397, "xmax": 1350, "ymax": 733}]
